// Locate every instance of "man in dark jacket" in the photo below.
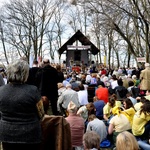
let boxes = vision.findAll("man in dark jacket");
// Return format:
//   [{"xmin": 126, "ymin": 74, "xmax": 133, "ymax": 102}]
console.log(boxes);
[
  {"xmin": 26, "ymin": 60, "xmax": 39, "ymax": 86},
  {"xmin": 36, "ymin": 58, "xmax": 58, "ymax": 115},
  {"xmin": 115, "ymin": 79, "xmax": 128, "ymax": 100}
]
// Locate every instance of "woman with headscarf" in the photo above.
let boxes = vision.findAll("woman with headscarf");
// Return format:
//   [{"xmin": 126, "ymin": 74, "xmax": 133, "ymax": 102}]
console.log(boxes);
[{"xmin": 108, "ymin": 106, "xmax": 131, "ymax": 143}]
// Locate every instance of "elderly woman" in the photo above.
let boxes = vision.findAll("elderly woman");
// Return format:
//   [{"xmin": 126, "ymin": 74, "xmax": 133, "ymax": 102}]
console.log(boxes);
[
  {"xmin": 0, "ymin": 59, "xmax": 44, "ymax": 150},
  {"xmin": 83, "ymin": 131, "xmax": 100, "ymax": 150}
]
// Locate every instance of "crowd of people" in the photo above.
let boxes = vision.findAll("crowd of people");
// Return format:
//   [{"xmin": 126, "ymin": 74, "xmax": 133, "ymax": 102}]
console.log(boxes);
[{"xmin": 0, "ymin": 58, "xmax": 150, "ymax": 150}]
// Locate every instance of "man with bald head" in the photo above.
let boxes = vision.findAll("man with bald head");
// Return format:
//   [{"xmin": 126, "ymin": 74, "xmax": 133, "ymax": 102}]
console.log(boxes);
[
  {"xmin": 36, "ymin": 58, "xmax": 59, "ymax": 115},
  {"xmin": 57, "ymin": 83, "xmax": 80, "ymax": 115}
]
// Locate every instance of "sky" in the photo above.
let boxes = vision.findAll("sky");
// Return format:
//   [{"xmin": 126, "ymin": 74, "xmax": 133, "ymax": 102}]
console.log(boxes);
[
  {"xmin": 0, "ymin": 0, "xmax": 96, "ymax": 65},
  {"xmin": 0, "ymin": 0, "xmax": 8, "ymax": 5}
]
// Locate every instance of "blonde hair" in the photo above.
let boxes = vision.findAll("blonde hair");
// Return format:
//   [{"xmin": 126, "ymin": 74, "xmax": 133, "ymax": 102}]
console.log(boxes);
[{"xmin": 116, "ymin": 131, "xmax": 139, "ymax": 150}]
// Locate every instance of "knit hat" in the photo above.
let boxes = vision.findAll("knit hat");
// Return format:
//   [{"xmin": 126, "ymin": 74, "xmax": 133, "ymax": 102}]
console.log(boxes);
[{"xmin": 67, "ymin": 101, "xmax": 77, "ymax": 111}]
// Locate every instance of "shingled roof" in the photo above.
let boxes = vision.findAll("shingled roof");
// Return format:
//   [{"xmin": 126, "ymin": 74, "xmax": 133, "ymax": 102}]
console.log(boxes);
[{"xmin": 58, "ymin": 30, "xmax": 100, "ymax": 56}]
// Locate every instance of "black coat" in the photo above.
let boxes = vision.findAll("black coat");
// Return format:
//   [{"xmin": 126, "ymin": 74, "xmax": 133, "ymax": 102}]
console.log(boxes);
[
  {"xmin": 57, "ymin": 71, "xmax": 64, "ymax": 83},
  {"xmin": 0, "ymin": 84, "xmax": 42, "ymax": 143},
  {"xmin": 26, "ymin": 67, "xmax": 39, "ymax": 86},
  {"xmin": 36, "ymin": 65, "xmax": 58, "ymax": 100}
]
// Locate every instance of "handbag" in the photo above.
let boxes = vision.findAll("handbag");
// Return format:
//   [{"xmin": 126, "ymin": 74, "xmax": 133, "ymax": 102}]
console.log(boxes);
[{"xmin": 36, "ymin": 99, "xmax": 45, "ymax": 120}]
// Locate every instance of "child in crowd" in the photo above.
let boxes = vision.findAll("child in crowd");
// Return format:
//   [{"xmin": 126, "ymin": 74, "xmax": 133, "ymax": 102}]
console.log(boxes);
[
  {"xmin": 77, "ymin": 102, "xmax": 96, "ymax": 122},
  {"xmin": 103, "ymin": 97, "xmax": 116, "ymax": 123}
]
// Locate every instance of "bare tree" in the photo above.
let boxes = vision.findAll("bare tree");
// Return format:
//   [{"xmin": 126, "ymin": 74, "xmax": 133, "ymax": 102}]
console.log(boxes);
[
  {"xmin": 0, "ymin": 0, "xmax": 59, "ymax": 63},
  {"xmin": 76, "ymin": 0, "xmax": 150, "ymax": 65},
  {"xmin": 0, "ymin": 19, "xmax": 9, "ymax": 64}
]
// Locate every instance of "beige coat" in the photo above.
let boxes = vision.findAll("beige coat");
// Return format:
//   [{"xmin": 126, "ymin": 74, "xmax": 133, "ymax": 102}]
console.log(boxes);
[{"xmin": 140, "ymin": 67, "xmax": 150, "ymax": 90}]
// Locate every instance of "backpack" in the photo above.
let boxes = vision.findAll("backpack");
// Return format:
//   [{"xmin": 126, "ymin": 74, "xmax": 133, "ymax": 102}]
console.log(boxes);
[
  {"xmin": 116, "ymin": 87, "xmax": 127, "ymax": 99},
  {"xmin": 131, "ymin": 87, "xmax": 140, "ymax": 98}
]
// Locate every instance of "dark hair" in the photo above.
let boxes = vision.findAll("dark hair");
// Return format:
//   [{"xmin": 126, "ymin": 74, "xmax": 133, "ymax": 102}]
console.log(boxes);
[
  {"xmin": 109, "ymin": 97, "xmax": 115, "ymax": 107},
  {"xmin": 140, "ymin": 101, "xmax": 150, "ymax": 115},
  {"xmin": 56, "ymin": 65, "xmax": 62, "ymax": 71},
  {"xmin": 126, "ymin": 93, "xmax": 132, "ymax": 97},
  {"xmin": 112, "ymin": 74, "xmax": 117, "ymax": 80},
  {"xmin": 91, "ymin": 61, "xmax": 95, "ymax": 64},
  {"xmin": 128, "ymin": 81, "xmax": 134, "ymax": 87},
  {"xmin": 79, "ymin": 83, "xmax": 85, "ymax": 90},
  {"xmin": 140, "ymin": 96, "xmax": 147, "ymax": 103},
  {"xmin": 97, "ymin": 81, "xmax": 105, "ymax": 87},
  {"xmin": 81, "ymin": 79, "xmax": 86, "ymax": 84},
  {"xmin": 117, "ymin": 79, "xmax": 123, "ymax": 86},
  {"xmin": 123, "ymin": 98, "xmax": 134, "ymax": 109},
  {"xmin": 33, "ymin": 60, "xmax": 38, "ymax": 65},
  {"xmin": 110, "ymin": 94, "xmax": 117, "ymax": 100}
]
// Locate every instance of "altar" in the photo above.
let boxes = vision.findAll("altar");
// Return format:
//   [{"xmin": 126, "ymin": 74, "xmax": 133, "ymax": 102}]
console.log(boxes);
[{"xmin": 58, "ymin": 30, "xmax": 100, "ymax": 67}]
